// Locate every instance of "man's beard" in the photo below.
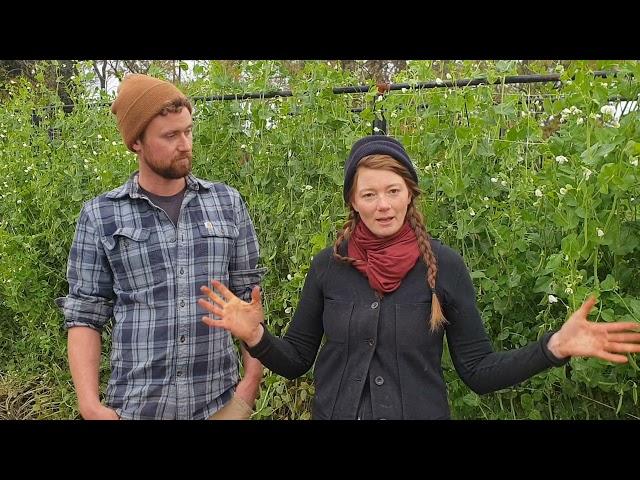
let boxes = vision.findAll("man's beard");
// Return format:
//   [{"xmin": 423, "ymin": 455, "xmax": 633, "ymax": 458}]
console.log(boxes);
[{"xmin": 144, "ymin": 154, "xmax": 192, "ymax": 179}]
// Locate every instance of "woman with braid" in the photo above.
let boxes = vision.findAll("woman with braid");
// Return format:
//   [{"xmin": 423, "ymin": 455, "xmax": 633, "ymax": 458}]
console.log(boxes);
[{"xmin": 198, "ymin": 135, "xmax": 640, "ymax": 420}]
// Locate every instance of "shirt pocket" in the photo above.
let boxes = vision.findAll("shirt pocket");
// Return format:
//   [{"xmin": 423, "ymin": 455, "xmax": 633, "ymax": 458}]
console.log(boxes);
[
  {"xmin": 197, "ymin": 220, "xmax": 238, "ymax": 278},
  {"xmin": 101, "ymin": 227, "xmax": 158, "ymax": 291}
]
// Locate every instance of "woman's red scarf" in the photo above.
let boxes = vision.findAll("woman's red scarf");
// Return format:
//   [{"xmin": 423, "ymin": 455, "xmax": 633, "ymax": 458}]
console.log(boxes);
[{"xmin": 347, "ymin": 220, "xmax": 420, "ymax": 295}]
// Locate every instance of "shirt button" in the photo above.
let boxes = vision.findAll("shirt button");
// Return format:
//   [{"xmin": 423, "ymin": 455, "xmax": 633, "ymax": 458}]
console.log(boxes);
[
  {"xmin": 177, "ymin": 371, "xmax": 183, "ymax": 377},
  {"xmin": 374, "ymin": 376, "xmax": 384, "ymax": 386},
  {"xmin": 367, "ymin": 338, "xmax": 375, "ymax": 347},
  {"xmin": 371, "ymin": 301, "xmax": 379, "ymax": 309},
  {"xmin": 180, "ymin": 335, "xmax": 185, "ymax": 343},
  {"xmin": 168, "ymin": 236, "xmax": 176, "ymax": 243},
  {"xmin": 179, "ymin": 267, "xmax": 184, "ymax": 275},
  {"xmin": 180, "ymin": 299, "xmax": 185, "ymax": 308}
]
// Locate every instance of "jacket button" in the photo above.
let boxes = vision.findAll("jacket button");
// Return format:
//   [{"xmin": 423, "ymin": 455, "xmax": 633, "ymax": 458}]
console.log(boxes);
[
  {"xmin": 371, "ymin": 301, "xmax": 379, "ymax": 309},
  {"xmin": 374, "ymin": 376, "xmax": 384, "ymax": 386},
  {"xmin": 180, "ymin": 335, "xmax": 185, "ymax": 343},
  {"xmin": 367, "ymin": 338, "xmax": 375, "ymax": 347}
]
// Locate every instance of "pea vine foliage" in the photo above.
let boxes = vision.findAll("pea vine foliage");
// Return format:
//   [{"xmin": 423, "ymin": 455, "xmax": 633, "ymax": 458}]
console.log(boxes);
[{"xmin": 0, "ymin": 60, "xmax": 638, "ymax": 419}]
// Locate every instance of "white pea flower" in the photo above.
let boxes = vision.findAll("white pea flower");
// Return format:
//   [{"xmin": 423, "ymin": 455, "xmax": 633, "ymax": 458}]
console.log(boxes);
[
  {"xmin": 469, "ymin": 208, "xmax": 476, "ymax": 217},
  {"xmin": 630, "ymin": 158, "xmax": 638, "ymax": 167},
  {"xmin": 548, "ymin": 295, "xmax": 558, "ymax": 304},
  {"xmin": 284, "ymin": 306, "xmax": 292, "ymax": 314},
  {"xmin": 401, "ymin": 88, "xmax": 407, "ymax": 93},
  {"xmin": 597, "ymin": 228, "xmax": 605, "ymax": 237},
  {"xmin": 501, "ymin": 180, "xmax": 507, "ymax": 187},
  {"xmin": 373, "ymin": 127, "xmax": 381, "ymax": 133},
  {"xmin": 304, "ymin": 185, "xmax": 313, "ymax": 191},
  {"xmin": 559, "ymin": 188, "xmax": 567, "ymax": 195},
  {"xmin": 565, "ymin": 287, "xmax": 573, "ymax": 295},
  {"xmin": 287, "ymin": 274, "xmax": 293, "ymax": 281},
  {"xmin": 435, "ymin": 78, "xmax": 444, "ymax": 85},
  {"xmin": 17, "ymin": 199, "xmax": 22, "ymax": 204},
  {"xmin": 376, "ymin": 95, "xmax": 383, "ymax": 102},
  {"xmin": 576, "ymin": 117, "xmax": 584, "ymax": 125},
  {"xmin": 97, "ymin": 134, "xmax": 102, "ymax": 139},
  {"xmin": 491, "ymin": 177, "xmax": 498, "ymax": 183},
  {"xmin": 240, "ymin": 144, "xmax": 246, "ymax": 149},
  {"xmin": 483, "ymin": 197, "xmax": 489, "ymax": 202},
  {"xmin": 535, "ymin": 189, "xmax": 543, "ymax": 198},
  {"xmin": 425, "ymin": 165, "xmax": 432, "ymax": 172},
  {"xmin": 446, "ymin": 73, "xmax": 452, "ymax": 80},
  {"xmin": 600, "ymin": 105, "xmax": 616, "ymax": 117},
  {"xmin": 583, "ymin": 168, "xmax": 592, "ymax": 180},
  {"xmin": 555, "ymin": 155, "xmax": 568, "ymax": 165}
]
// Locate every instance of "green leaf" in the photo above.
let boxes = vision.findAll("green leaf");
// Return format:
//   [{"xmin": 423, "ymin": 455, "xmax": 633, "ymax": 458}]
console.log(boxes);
[
  {"xmin": 470, "ymin": 270, "xmax": 487, "ymax": 279},
  {"xmin": 599, "ymin": 274, "xmax": 618, "ymax": 292},
  {"xmin": 462, "ymin": 393, "xmax": 480, "ymax": 406},
  {"xmin": 533, "ymin": 276, "xmax": 553, "ymax": 294}
]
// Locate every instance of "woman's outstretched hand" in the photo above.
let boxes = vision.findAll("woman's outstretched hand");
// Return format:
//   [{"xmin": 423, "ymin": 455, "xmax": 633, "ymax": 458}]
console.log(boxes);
[
  {"xmin": 198, "ymin": 280, "xmax": 265, "ymax": 347},
  {"xmin": 547, "ymin": 296, "xmax": 640, "ymax": 363}
]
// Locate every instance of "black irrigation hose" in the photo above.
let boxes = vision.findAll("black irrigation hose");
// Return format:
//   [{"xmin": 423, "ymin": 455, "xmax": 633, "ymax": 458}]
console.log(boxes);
[
  {"xmin": 193, "ymin": 70, "xmax": 621, "ymax": 101},
  {"xmin": 25, "ymin": 70, "xmax": 635, "ymax": 117}
]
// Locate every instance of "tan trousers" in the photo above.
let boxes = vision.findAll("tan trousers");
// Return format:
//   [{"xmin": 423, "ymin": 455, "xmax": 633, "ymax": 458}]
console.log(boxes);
[{"xmin": 208, "ymin": 395, "xmax": 253, "ymax": 420}]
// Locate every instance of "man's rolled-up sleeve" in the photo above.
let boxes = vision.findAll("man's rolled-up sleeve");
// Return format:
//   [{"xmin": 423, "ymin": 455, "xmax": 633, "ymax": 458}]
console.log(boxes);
[{"xmin": 56, "ymin": 204, "xmax": 114, "ymax": 332}]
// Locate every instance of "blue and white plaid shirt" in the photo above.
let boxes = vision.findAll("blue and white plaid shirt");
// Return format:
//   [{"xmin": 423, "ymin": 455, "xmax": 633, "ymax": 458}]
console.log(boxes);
[{"xmin": 57, "ymin": 173, "xmax": 265, "ymax": 419}]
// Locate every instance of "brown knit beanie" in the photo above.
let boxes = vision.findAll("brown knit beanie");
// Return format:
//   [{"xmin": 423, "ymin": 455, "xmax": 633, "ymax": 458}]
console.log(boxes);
[{"xmin": 111, "ymin": 74, "xmax": 190, "ymax": 152}]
